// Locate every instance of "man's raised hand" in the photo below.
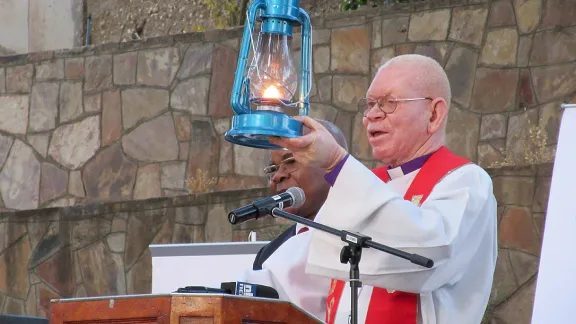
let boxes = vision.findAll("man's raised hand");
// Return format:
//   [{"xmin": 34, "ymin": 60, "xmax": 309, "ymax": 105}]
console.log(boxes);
[{"xmin": 269, "ymin": 116, "xmax": 348, "ymax": 172}]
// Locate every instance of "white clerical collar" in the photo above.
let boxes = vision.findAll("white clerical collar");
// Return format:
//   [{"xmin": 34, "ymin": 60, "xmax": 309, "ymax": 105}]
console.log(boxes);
[{"xmin": 386, "ymin": 152, "xmax": 434, "ymax": 180}]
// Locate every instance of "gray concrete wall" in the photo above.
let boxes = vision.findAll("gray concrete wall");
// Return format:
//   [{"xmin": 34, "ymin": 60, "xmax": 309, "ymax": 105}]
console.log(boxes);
[{"xmin": 0, "ymin": 0, "xmax": 84, "ymax": 55}]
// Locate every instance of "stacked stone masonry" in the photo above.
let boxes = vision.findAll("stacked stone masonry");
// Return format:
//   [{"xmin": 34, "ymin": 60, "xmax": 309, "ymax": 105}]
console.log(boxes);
[{"xmin": 0, "ymin": 0, "xmax": 574, "ymax": 323}]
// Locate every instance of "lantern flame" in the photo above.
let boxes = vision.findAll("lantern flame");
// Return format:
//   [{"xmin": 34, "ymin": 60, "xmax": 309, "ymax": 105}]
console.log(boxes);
[{"xmin": 263, "ymin": 85, "xmax": 281, "ymax": 99}]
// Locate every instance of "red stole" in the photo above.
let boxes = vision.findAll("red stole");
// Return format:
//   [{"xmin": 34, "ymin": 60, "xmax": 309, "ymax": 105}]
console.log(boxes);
[{"xmin": 325, "ymin": 147, "xmax": 470, "ymax": 324}]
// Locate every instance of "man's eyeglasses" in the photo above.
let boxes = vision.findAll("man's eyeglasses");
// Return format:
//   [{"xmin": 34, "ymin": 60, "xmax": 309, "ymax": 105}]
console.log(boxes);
[
  {"xmin": 358, "ymin": 95, "xmax": 433, "ymax": 117},
  {"xmin": 263, "ymin": 157, "xmax": 298, "ymax": 180}
]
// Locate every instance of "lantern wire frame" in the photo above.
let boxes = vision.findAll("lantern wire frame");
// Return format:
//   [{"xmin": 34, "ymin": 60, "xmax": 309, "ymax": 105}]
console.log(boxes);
[{"xmin": 244, "ymin": 8, "xmax": 313, "ymax": 111}]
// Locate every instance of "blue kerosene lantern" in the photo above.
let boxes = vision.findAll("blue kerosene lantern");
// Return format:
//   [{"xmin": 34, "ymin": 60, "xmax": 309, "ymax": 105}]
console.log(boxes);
[{"xmin": 224, "ymin": 0, "xmax": 312, "ymax": 149}]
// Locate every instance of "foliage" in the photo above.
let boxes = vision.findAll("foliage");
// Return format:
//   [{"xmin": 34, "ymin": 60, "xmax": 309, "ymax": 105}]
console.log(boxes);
[
  {"xmin": 488, "ymin": 120, "xmax": 555, "ymax": 168},
  {"xmin": 186, "ymin": 168, "xmax": 218, "ymax": 193},
  {"xmin": 203, "ymin": 0, "xmax": 246, "ymax": 28}
]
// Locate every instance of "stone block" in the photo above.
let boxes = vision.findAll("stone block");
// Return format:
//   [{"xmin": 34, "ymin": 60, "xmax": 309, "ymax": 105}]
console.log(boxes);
[
  {"xmin": 381, "ymin": 17, "xmax": 409, "ymax": 46},
  {"xmin": 188, "ymin": 119, "xmax": 219, "ymax": 179},
  {"xmin": 332, "ymin": 75, "xmax": 368, "ymax": 112},
  {"xmin": 122, "ymin": 88, "xmax": 169, "ymax": 130},
  {"xmin": 480, "ymin": 113, "xmax": 507, "ymax": 140},
  {"xmin": 499, "ymin": 206, "xmax": 540, "ymax": 255},
  {"xmin": 36, "ymin": 59, "xmax": 64, "ymax": 80},
  {"xmin": 310, "ymin": 104, "xmax": 338, "ymax": 123},
  {"xmin": 446, "ymin": 105, "xmax": 480, "ymax": 162},
  {"xmin": 517, "ymin": 36, "xmax": 532, "ymax": 68},
  {"xmin": 325, "ymin": 15, "xmax": 366, "ymax": 29},
  {"xmin": 172, "ymin": 224, "xmax": 204, "ymax": 243},
  {"xmin": 312, "ymin": 29, "xmax": 331, "ymax": 45},
  {"xmin": 509, "ymin": 249, "xmax": 539, "ymax": 286},
  {"xmin": 161, "ymin": 162, "xmax": 186, "ymax": 190},
  {"xmin": 480, "ymin": 28, "xmax": 518, "ymax": 66},
  {"xmin": 102, "ymin": 90, "xmax": 122, "ymax": 146},
  {"xmin": 6, "ymin": 64, "xmax": 33, "ymax": 93},
  {"xmin": 84, "ymin": 55, "xmax": 112, "ymax": 92},
  {"xmin": 27, "ymin": 134, "xmax": 48, "ymax": 158},
  {"xmin": 83, "ymin": 143, "xmax": 137, "ymax": 201},
  {"xmin": 413, "ymin": 43, "xmax": 451, "ymax": 66},
  {"xmin": 314, "ymin": 45, "xmax": 330, "ymax": 74},
  {"xmin": 0, "ymin": 236, "xmax": 31, "ymax": 299},
  {"xmin": 530, "ymin": 27, "xmax": 576, "ymax": 66},
  {"xmin": 351, "ymin": 112, "xmax": 372, "ymax": 160},
  {"xmin": 213, "ymin": 118, "xmax": 230, "ymax": 136},
  {"xmin": 173, "ymin": 112, "xmax": 191, "ymax": 141},
  {"xmin": 205, "ymin": 204, "xmax": 233, "ymax": 242},
  {"xmin": 59, "ymin": 82, "xmax": 83, "ymax": 123},
  {"xmin": 233, "ymin": 145, "xmax": 269, "ymax": 177},
  {"xmin": 137, "ymin": 47, "xmax": 179, "ymax": 87},
  {"xmin": 445, "ymin": 46, "xmax": 478, "ymax": 107},
  {"xmin": 490, "ymin": 249, "xmax": 519, "ymax": 305},
  {"xmin": 122, "ymin": 113, "xmax": 179, "ymax": 162},
  {"xmin": 35, "ymin": 246, "xmax": 74, "ymax": 296},
  {"xmin": 316, "ymin": 75, "xmax": 332, "ymax": 103},
  {"xmin": 113, "ymin": 52, "xmax": 137, "ymax": 85},
  {"xmin": 518, "ymin": 70, "xmax": 536, "ymax": 108},
  {"xmin": 395, "ymin": 44, "xmax": 415, "ymax": 56},
  {"xmin": 538, "ymin": 101, "xmax": 563, "ymax": 145},
  {"xmin": 29, "ymin": 83, "xmax": 58, "ymax": 132},
  {"xmin": 28, "ymin": 0, "xmax": 84, "ymax": 53},
  {"xmin": 171, "ymin": 76, "xmax": 210, "ymax": 115},
  {"xmin": 408, "ymin": 10, "xmax": 450, "ymax": 41},
  {"xmin": 0, "ymin": 94, "xmax": 29, "ymax": 134},
  {"xmin": 488, "ymin": 0, "xmax": 516, "ymax": 27},
  {"xmin": 84, "ymin": 93, "xmax": 101, "ymax": 113},
  {"xmin": 77, "ymin": 241, "xmax": 126, "ymax": 296},
  {"xmin": 370, "ymin": 47, "xmax": 395, "ymax": 77},
  {"xmin": 48, "ymin": 116, "xmax": 100, "ymax": 170},
  {"xmin": 0, "ymin": 68, "xmax": 5, "ymax": 93},
  {"xmin": 471, "ymin": 68, "xmax": 518, "ymax": 113},
  {"xmin": 133, "ymin": 164, "xmax": 161, "ymax": 200},
  {"xmin": 152, "ymin": 216, "xmax": 174, "ymax": 245},
  {"xmin": 177, "ymin": 43, "xmax": 213, "ymax": 79},
  {"xmin": 126, "ymin": 248, "xmax": 152, "ymax": 294},
  {"xmin": 541, "ymin": 0, "xmax": 576, "ymax": 29},
  {"xmin": 330, "ymin": 26, "xmax": 370, "ymax": 74},
  {"xmin": 493, "ymin": 278, "xmax": 536, "ymax": 324},
  {"xmin": 371, "ymin": 20, "xmax": 382, "ymax": 49},
  {"xmin": 125, "ymin": 209, "xmax": 166, "ymax": 269},
  {"xmin": 175, "ymin": 206, "xmax": 206, "ymax": 225},
  {"xmin": 505, "ymin": 108, "xmax": 539, "ymax": 163},
  {"xmin": 69, "ymin": 170, "xmax": 85, "ymax": 197},
  {"xmin": 0, "ymin": 140, "xmax": 40, "ymax": 210},
  {"xmin": 335, "ymin": 111, "xmax": 354, "ymax": 148},
  {"xmin": 65, "ymin": 58, "xmax": 84, "ymax": 79},
  {"xmin": 209, "ymin": 45, "xmax": 236, "ymax": 118},
  {"xmin": 533, "ymin": 176, "xmax": 551, "ymax": 213},
  {"xmin": 449, "ymin": 6, "xmax": 488, "ymax": 46},
  {"xmin": 531, "ymin": 63, "xmax": 576, "ymax": 103},
  {"xmin": 514, "ymin": 0, "xmax": 541, "ymax": 34},
  {"xmin": 40, "ymin": 163, "xmax": 68, "ymax": 204},
  {"xmin": 478, "ymin": 143, "xmax": 505, "ymax": 169},
  {"xmin": 493, "ymin": 176, "xmax": 535, "ymax": 206}
]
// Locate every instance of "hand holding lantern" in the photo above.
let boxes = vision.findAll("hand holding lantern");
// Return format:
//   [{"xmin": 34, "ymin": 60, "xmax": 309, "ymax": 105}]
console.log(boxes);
[{"xmin": 224, "ymin": 0, "xmax": 312, "ymax": 150}]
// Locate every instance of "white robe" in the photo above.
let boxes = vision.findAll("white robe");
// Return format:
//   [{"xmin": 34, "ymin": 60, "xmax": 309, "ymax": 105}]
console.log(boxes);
[
  {"xmin": 239, "ymin": 223, "xmax": 331, "ymax": 321},
  {"xmin": 306, "ymin": 156, "xmax": 498, "ymax": 324}
]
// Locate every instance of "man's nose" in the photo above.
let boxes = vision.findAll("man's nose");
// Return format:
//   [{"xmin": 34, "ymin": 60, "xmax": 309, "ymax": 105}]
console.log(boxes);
[
  {"xmin": 271, "ymin": 169, "xmax": 289, "ymax": 183},
  {"xmin": 365, "ymin": 106, "xmax": 386, "ymax": 120}
]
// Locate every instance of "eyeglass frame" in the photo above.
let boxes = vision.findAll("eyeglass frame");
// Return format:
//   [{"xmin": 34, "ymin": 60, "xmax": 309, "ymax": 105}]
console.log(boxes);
[
  {"xmin": 263, "ymin": 156, "xmax": 298, "ymax": 180},
  {"xmin": 359, "ymin": 95, "xmax": 434, "ymax": 117}
]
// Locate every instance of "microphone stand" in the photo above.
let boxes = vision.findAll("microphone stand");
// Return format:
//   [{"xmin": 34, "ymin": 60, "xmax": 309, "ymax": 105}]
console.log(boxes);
[{"xmin": 268, "ymin": 207, "xmax": 434, "ymax": 324}]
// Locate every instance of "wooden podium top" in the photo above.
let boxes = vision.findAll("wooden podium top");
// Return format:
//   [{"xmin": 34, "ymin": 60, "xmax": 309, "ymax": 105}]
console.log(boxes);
[{"xmin": 50, "ymin": 293, "xmax": 323, "ymax": 324}]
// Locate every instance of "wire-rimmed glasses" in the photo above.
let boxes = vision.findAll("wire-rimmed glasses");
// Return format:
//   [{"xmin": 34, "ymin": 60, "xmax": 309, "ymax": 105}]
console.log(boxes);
[
  {"xmin": 359, "ymin": 95, "xmax": 433, "ymax": 117},
  {"xmin": 263, "ymin": 156, "xmax": 298, "ymax": 180}
]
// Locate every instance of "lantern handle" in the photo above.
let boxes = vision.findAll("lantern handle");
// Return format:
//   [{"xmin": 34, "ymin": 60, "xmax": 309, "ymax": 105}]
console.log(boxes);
[
  {"xmin": 297, "ymin": 7, "xmax": 311, "ymax": 116},
  {"xmin": 231, "ymin": 0, "xmax": 267, "ymax": 115}
]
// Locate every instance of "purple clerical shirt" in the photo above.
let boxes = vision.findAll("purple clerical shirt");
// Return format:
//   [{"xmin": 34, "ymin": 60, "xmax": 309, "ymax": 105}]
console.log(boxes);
[{"xmin": 324, "ymin": 152, "xmax": 434, "ymax": 186}]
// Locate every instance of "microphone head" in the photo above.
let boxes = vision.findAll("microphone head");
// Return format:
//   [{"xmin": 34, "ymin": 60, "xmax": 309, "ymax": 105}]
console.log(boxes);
[{"xmin": 286, "ymin": 187, "xmax": 305, "ymax": 209}]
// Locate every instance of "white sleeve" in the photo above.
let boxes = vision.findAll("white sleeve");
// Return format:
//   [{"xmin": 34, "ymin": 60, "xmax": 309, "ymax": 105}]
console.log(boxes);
[
  {"xmin": 239, "ymin": 233, "xmax": 331, "ymax": 320},
  {"xmin": 305, "ymin": 156, "xmax": 497, "ymax": 294}
]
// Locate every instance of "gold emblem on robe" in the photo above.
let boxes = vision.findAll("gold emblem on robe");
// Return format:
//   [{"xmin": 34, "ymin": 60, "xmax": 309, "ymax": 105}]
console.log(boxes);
[{"xmin": 411, "ymin": 195, "xmax": 423, "ymax": 207}]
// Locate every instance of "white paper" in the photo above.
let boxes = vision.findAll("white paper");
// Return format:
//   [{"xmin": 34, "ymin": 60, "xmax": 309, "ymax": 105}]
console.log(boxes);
[{"xmin": 532, "ymin": 104, "xmax": 576, "ymax": 323}]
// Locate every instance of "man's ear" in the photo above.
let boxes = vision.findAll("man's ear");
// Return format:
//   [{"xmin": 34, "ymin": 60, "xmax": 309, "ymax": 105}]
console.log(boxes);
[{"xmin": 428, "ymin": 98, "xmax": 448, "ymax": 134}]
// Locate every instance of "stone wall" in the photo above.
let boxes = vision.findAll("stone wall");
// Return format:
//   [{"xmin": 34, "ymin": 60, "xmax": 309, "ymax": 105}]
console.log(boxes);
[
  {"xmin": 0, "ymin": 188, "xmax": 293, "ymax": 316},
  {"xmin": 0, "ymin": 164, "xmax": 552, "ymax": 324},
  {"xmin": 0, "ymin": 0, "xmax": 574, "ymax": 211}
]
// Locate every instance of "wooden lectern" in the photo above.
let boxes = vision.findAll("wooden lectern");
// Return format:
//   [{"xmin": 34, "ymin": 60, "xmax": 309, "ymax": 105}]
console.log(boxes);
[{"xmin": 49, "ymin": 293, "xmax": 323, "ymax": 324}]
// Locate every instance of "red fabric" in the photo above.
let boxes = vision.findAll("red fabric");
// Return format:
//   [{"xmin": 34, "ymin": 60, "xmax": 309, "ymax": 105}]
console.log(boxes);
[
  {"xmin": 325, "ymin": 147, "xmax": 471, "ymax": 324},
  {"xmin": 298, "ymin": 227, "xmax": 309, "ymax": 235}
]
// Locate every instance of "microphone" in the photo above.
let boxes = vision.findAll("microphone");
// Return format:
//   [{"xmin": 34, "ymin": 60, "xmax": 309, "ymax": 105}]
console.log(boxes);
[
  {"xmin": 228, "ymin": 187, "xmax": 305, "ymax": 225},
  {"xmin": 220, "ymin": 282, "xmax": 279, "ymax": 299}
]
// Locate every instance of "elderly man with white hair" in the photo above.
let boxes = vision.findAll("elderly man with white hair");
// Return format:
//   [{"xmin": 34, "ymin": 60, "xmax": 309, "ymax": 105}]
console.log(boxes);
[{"xmin": 269, "ymin": 54, "xmax": 498, "ymax": 324}]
